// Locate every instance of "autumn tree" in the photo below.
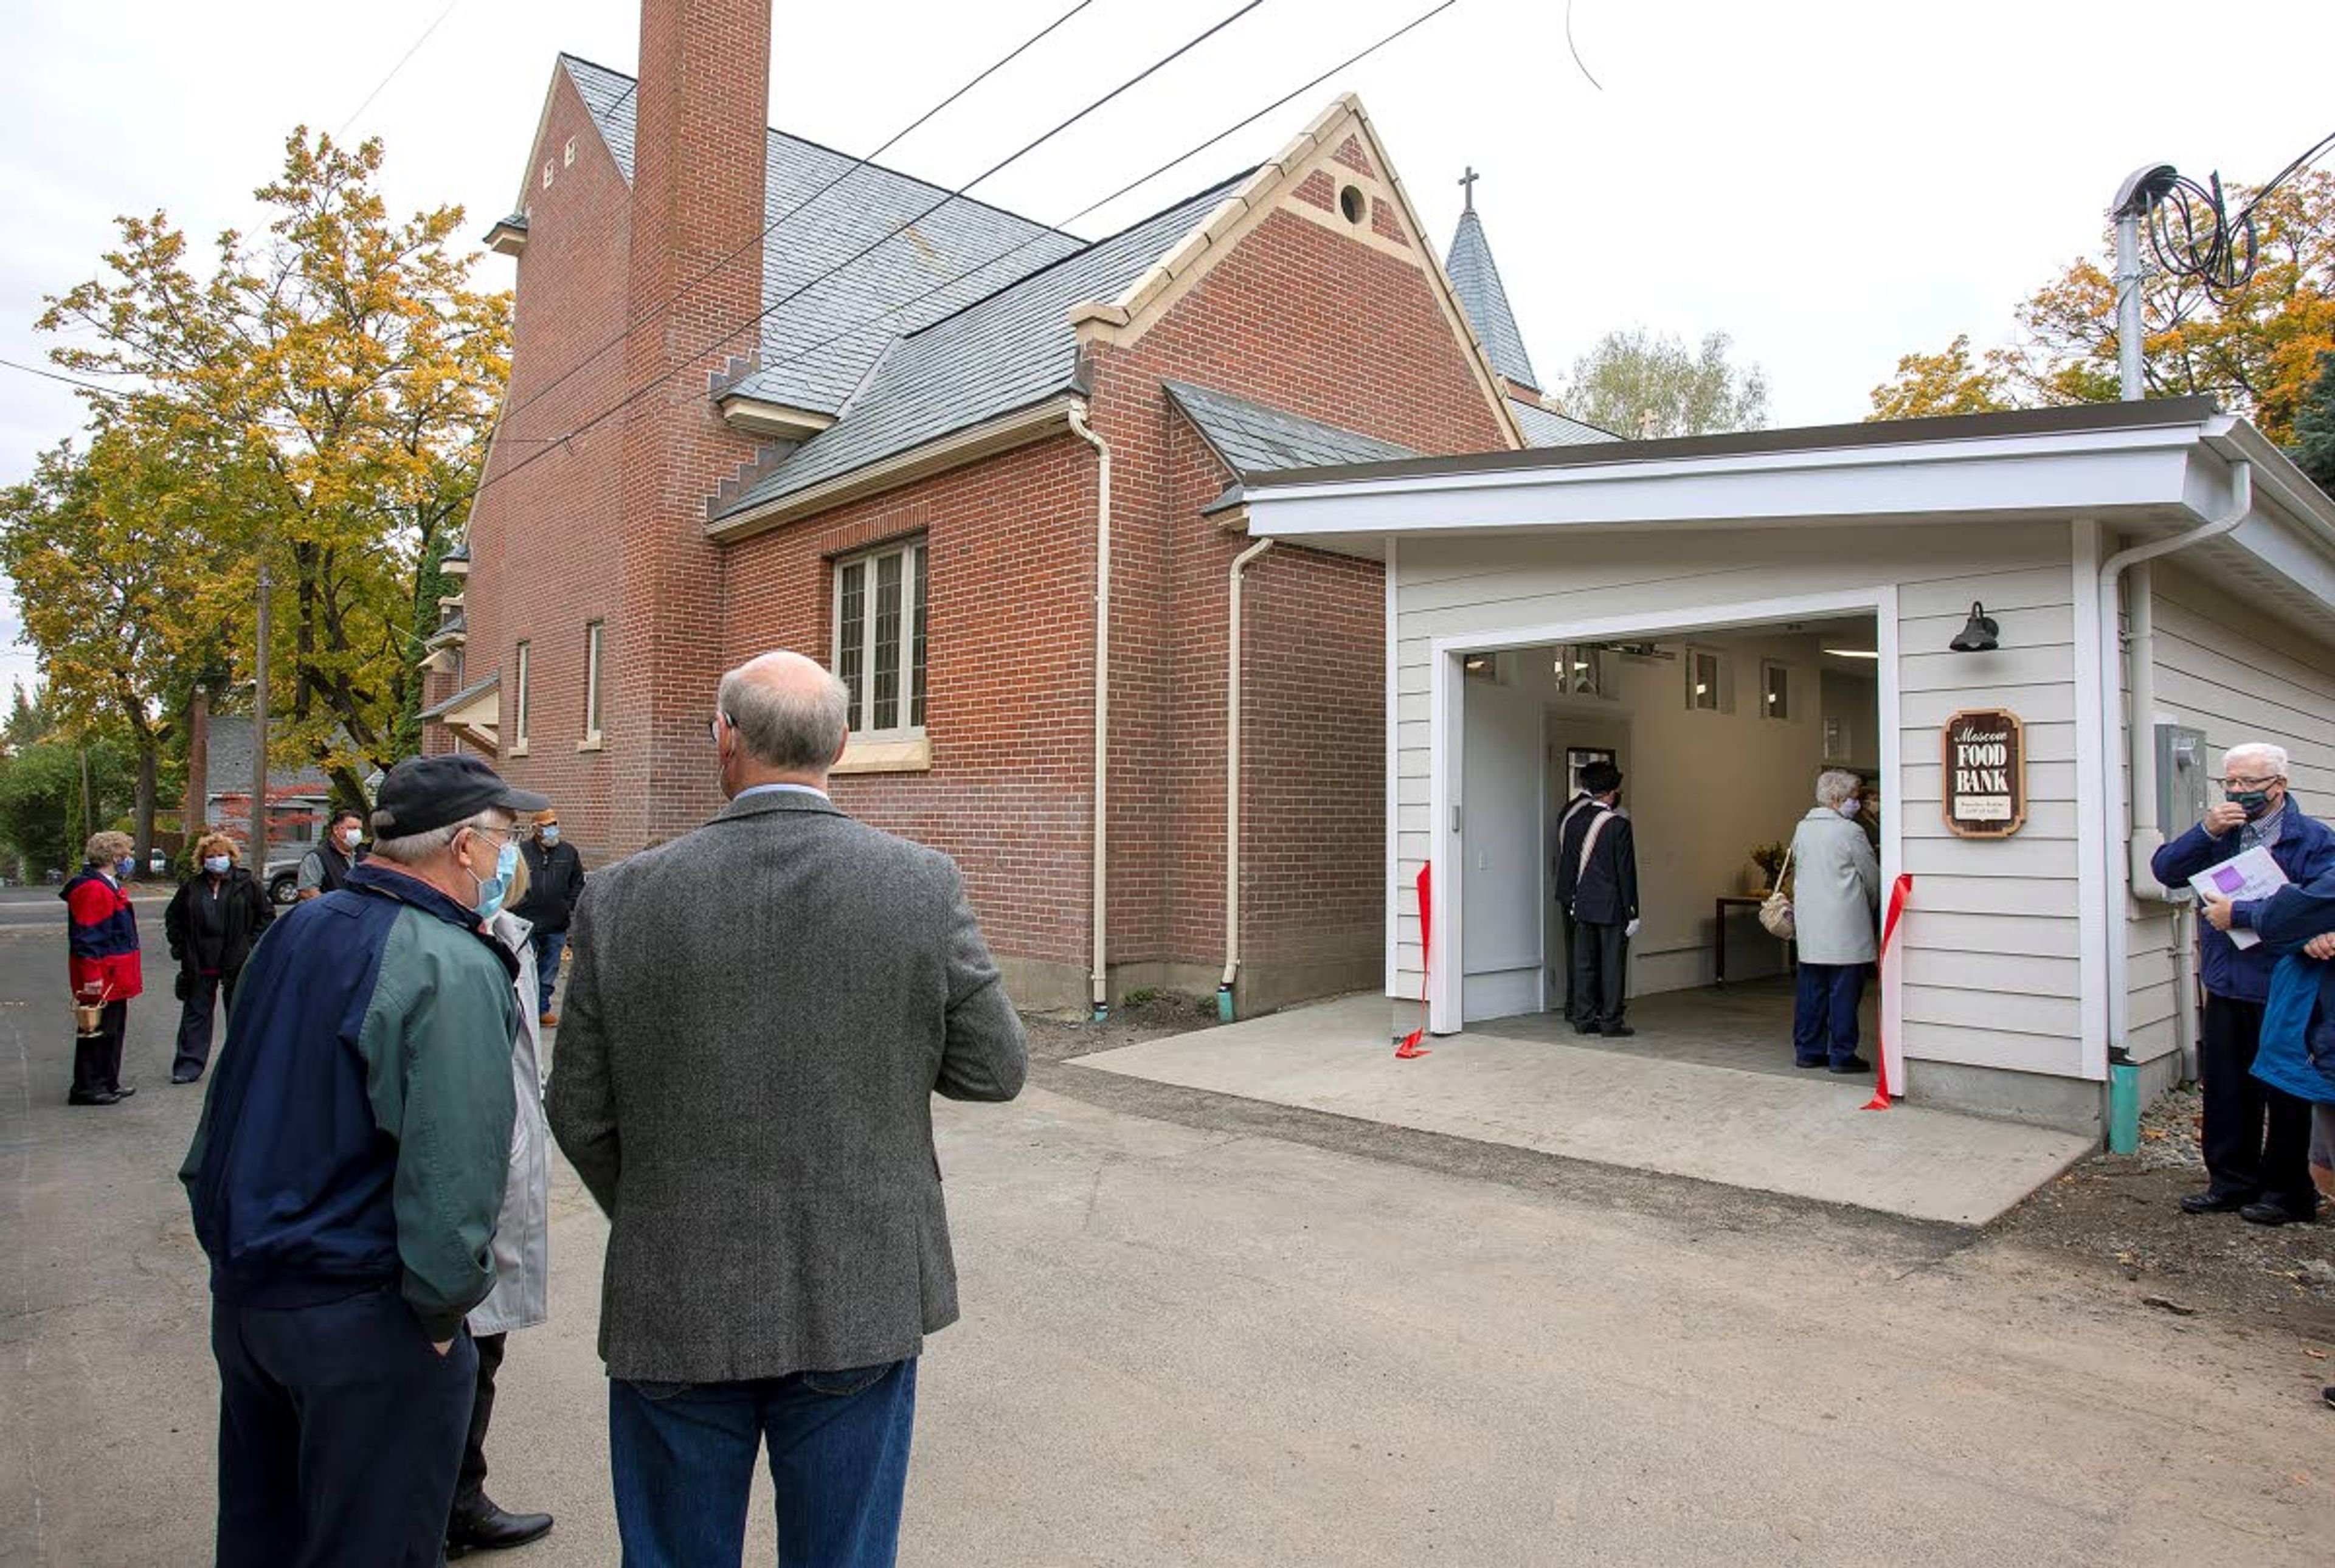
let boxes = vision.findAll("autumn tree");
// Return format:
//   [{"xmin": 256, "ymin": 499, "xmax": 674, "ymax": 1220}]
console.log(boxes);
[
  {"xmin": 0, "ymin": 421, "xmax": 239, "ymax": 860},
  {"xmin": 2292, "ymin": 350, "xmax": 2335, "ymax": 497},
  {"xmin": 35, "ymin": 130, "xmax": 508, "ymax": 810},
  {"xmin": 1867, "ymin": 334, "xmax": 2016, "ymax": 421},
  {"xmin": 1871, "ymin": 170, "xmax": 2335, "ymax": 438},
  {"xmin": 1560, "ymin": 327, "xmax": 1769, "ymax": 440}
]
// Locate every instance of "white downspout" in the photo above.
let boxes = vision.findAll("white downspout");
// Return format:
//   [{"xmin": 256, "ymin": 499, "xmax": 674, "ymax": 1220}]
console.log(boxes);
[
  {"xmin": 1219, "ymin": 538, "xmax": 1275, "ymax": 1020},
  {"xmin": 1068, "ymin": 405, "xmax": 1113, "ymax": 1021},
  {"xmin": 2095, "ymin": 459, "xmax": 2252, "ymax": 1063}
]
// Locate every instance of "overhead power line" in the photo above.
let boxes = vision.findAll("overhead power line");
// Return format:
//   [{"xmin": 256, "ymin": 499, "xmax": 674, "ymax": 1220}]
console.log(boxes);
[
  {"xmin": 337, "ymin": 1, "xmax": 463, "ymax": 139},
  {"xmin": 467, "ymin": 0, "xmax": 1273, "ymax": 506},
  {"xmin": 488, "ymin": 0, "xmax": 1104, "ymax": 444}
]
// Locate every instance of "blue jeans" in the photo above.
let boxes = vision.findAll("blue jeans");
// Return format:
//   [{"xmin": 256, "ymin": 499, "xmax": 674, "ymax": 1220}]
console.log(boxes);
[
  {"xmin": 609, "ymin": 1358, "xmax": 917, "ymax": 1567},
  {"xmin": 1793, "ymin": 962, "xmax": 1867, "ymax": 1067},
  {"xmin": 532, "ymin": 930, "xmax": 566, "ymax": 1017}
]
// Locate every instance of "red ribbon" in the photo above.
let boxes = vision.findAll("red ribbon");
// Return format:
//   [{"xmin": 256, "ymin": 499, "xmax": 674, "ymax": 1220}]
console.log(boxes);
[
  {"xmin": 1396, "ymin": 863, "xmax": 1432, "ymax": 1058},
  {"xmin": 1862, "ymin": 873, "xmax": 1914, "ymax": 1110}
]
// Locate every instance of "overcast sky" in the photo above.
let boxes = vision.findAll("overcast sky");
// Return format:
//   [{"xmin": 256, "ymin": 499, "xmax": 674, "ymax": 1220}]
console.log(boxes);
[{"xmin": 4, "ymin": 0, "xmax": 2333, "ymax": 696}]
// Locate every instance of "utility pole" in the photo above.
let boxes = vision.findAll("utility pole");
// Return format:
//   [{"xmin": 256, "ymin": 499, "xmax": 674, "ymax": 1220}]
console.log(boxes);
[
  {"xmin": 249, "ymin": 561, "xmax": 271, "ymax": 871},
  {"xmin": 2111, "ymin": 164, "xmax": 2178, "ymax": 402},
  {"xmin": 77, "ymin": 745, "xmax": 92, "ymax": 855}
]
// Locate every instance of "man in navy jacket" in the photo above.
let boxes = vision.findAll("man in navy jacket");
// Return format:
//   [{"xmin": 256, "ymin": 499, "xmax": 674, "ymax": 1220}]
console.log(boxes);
[
  {"xmin": 2154, "ymin": 742, "xmax": 2335, "ymax": 1225},
  {"xmin": 181, "ymin": 755, "xmax": 546, "ymax": 1566}
]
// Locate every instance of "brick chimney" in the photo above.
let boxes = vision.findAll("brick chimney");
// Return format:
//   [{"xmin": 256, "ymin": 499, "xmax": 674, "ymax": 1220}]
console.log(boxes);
[{"xmin": 611, "ymin": 0, "xmax": 772, "ymax": 846}]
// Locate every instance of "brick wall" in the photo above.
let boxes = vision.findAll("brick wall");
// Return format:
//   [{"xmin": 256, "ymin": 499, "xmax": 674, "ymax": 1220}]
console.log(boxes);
[
  {"xmin": 455, "ymin": 63, "xmax": 634, "ymax": 861},
  {"xmin": 612, "ymin": 0, "xmax": 773, "ymax": 851},
  {"xmin": 721, "ymin": 435, "xmax": 1101, "ymax": 973}
]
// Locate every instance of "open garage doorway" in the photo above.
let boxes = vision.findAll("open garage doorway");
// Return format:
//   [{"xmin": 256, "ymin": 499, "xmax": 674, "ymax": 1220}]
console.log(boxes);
[{"xmin": 1453, "ymin": 613, "xmax": 1886, "ymax": 1077}]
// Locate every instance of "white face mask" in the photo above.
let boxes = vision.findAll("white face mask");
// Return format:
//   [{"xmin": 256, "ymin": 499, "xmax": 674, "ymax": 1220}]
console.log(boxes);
[
  {"xmin": 202, "ymin": 855, "xmax": 232, "ymax": 875},
  {"xmin": 341, "ymin": 827, "xmax": 362, "ymax": 849},
  {"xmin": 1839, "ymin": 799, "xmax": 1863, "ymax": 819}
]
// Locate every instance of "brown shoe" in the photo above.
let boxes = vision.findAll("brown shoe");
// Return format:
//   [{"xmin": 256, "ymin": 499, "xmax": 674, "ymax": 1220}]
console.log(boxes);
[{"xmin": 539, "ymin": 1012, "xmax": 559, "ymax": 1027}]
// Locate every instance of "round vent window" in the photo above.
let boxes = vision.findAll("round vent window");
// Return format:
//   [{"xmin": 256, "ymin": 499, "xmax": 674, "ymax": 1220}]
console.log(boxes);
[{"xmin": 1339, "ymin": 184, "xmax": 1366, "ymax": 224}]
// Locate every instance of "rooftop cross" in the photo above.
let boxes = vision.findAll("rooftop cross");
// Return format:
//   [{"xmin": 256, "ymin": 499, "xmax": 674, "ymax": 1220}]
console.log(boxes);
[{"xmin": 1458, "ymin": 166, "xmax": 1479, "ymax": 212}]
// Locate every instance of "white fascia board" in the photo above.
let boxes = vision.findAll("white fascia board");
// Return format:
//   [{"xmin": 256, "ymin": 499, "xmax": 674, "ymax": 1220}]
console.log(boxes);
[{"xmin": 1250, "ymin": 426, "xmax": 2210, "ymax": 544}]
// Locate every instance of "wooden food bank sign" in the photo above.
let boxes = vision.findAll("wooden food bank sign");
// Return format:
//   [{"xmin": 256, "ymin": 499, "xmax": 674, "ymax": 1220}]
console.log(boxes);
[{"xmin": 1942, "ymin": 708, "xmax": 2027, "ymax": 838}]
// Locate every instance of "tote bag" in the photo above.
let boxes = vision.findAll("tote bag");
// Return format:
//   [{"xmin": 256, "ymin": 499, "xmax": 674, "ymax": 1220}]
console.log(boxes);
[{"xmin": 1758, "ymin": 843, "xmax": 1796, "ymax": 941}]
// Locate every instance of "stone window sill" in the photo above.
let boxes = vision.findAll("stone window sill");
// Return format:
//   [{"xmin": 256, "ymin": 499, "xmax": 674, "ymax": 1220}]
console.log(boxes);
[
  {"xmin": 832, "ymin": 734, "xmax": 931, "ymax": 775},
  {"xmin": 507, "ymin": 742, "xmax": 530, "ymax": 758},
  {"xmin": 576, "ymin": 734, "xmax": 605, "ymax": 753}
]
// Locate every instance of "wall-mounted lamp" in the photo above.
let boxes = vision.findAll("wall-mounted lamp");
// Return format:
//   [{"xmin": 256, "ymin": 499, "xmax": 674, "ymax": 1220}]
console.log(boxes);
[{"xmin": 1949, "ymin": 601, "xmax": 2000, "ymax": 654}]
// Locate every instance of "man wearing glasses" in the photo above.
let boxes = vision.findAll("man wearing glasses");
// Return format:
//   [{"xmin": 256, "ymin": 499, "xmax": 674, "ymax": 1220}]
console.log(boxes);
[{"xmin": 2155, "ymin": 743, "xmax": 2335, "ymax": 1226}]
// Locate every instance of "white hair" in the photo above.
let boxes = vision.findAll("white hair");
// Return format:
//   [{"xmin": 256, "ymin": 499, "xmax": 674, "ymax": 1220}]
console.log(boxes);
[
  {"xmin": 367, "ymin": 807, "xmax": 506, "ymax": 866},
  {"xmin": 2223, "ymin": 743, "xmax": 2289, "ymax": 779},
  {"xmin": 718, "ymin": 651, "xmax": 849, "ymax": 772},
  {"xmin": 1814, "ymin": 768, "xmax": 1863, "ymax": 808}
]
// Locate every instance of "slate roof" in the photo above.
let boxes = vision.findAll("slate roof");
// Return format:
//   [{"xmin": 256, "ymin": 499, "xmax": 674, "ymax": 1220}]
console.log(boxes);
[
  {"xmin": 1445, "ymin": 207, "xmax": 1538, "ymax": 392},
  {"xmin": 1509, "ymin": 398, "xmax": 1616, "ymax": 447},
  {"xmin": 204, "ymin": 714, "xmax": 333, "ymax": 801},
  {"xmin": 1164, "ymin": 381, "xmax": 1417, "ymax": 478},
  {"xmin": 560, "ymin": 55, "xmax": 1083, "ymax": 418},
  {"xmin": 715, "ymin": 175, "xmax": 1250, "ymax": 519}
]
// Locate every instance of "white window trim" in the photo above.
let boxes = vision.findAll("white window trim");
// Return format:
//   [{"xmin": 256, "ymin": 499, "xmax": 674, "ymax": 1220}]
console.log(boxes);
[
  {"xmin": 1684, "ymin": 644, "xmax": 1734, "ymax": 714},
  {"xmin": 1759, "ymin": 658, "xmax": 1790, "ymax": 722},
  {"xmin": 579, "ymin": 620, "xmax": 604, "ymax": 750},
  {"xmin": 510, "ymin": 640, "xmax": 531, "ymax": 755},
  {"xmin": 831, "ymin": 539, "xmax": 927, "ymax": 744}
]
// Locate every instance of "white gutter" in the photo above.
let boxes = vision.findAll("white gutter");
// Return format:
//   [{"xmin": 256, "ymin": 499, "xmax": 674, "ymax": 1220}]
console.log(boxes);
[
  {"xmin": 1219, "ymin": 538, "xmax": 1275, "ymax": 1014},
  {"xmin": 1068, "ymin": 404, "xmax": 1113, "ymax": 1020},
  {"xmin": 2095, "ymin": 457, "xmax": 2252, "ymax": 1063}
]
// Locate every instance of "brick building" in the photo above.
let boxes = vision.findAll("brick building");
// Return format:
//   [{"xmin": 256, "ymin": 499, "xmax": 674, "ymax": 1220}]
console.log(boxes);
[{"xmin": 424, "ymin": 0, "xmax": 1607, "ymax": 1013}]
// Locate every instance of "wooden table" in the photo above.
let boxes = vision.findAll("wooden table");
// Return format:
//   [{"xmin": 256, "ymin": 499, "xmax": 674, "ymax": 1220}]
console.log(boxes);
[{"xmin": 1715, "ymin": 896, "xmax": 1793, "ymax": 986}]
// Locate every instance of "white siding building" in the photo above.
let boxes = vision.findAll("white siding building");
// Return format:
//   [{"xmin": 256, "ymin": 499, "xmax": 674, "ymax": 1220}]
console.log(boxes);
[{"xmin": 1241, "ymin": 398, "xmax": 2335, "ymax": 1133}]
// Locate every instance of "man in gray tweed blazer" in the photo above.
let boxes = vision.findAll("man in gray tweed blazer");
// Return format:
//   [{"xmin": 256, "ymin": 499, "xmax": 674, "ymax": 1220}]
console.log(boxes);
[{"xmin": 547, "ymin": 649, "xmax": 1026, "ymax": 1567}]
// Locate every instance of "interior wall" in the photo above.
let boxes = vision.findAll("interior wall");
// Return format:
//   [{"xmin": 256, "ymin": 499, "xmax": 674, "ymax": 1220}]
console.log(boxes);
[{"xmin": 1459, "ymin": 629, "xmax": 1872, "ymax": 1012}]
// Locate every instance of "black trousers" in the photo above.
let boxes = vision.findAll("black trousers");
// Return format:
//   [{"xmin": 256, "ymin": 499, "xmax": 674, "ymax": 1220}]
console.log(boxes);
[
  {"xmin": 69, "ymin": 1000, "xmax": 127, "ymax": 1100},
  {"xmin": 1557, "ymin": 907, "xmax": 1579, "ymax": 1021},
  {"xmin": 454, "ymin": 1331, "xmax": 507, "ymax": 1512},
  {"xmin": 1569, "ymin": 919, "xmax": 1629, "ymax": 1028},
  {"xmin": 212, "ymin": 1286, "xmax": 477, "ymax": 1568},
  {"xmin": 2200, "ymin": 992, "xmax": 2318, "ymax": 1216},
  {"xmin": 173, "ymin": 970, "xmax": 238, "ymax": 1080}
]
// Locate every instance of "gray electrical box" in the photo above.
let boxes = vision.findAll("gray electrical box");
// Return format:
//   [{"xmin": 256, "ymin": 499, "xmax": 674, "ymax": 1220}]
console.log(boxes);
[{"xmin": 2156, "ymin": 723, "xmax": 2211, "ymax": 838}]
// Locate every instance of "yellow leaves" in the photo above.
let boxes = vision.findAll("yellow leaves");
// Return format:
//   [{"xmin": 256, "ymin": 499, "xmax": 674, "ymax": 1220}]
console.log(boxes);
[{"xmin": 1866, "ymin": 334, "xmax": 2014, "ymax": 422}]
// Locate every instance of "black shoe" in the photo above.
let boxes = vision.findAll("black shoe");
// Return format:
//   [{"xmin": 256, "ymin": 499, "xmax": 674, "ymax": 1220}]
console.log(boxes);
[
  {"xmin": 2180, "ymin": 1189, "xmax": 2257, "ymax": 1215},
  {"xmin": 2239, "ymin": 1201, "xmax": 2316, "ymax": 1228},
  {"xmin": 1794, "ymin": 1058, "xmax": 1827, "ymax": 1069},
  {"xmin": 108, "ymin": 1085, "xmax": 136, "ymax": 1100},
  {"xmin": 2322, "ymin": 1386, "xmax": 2334, "ymax": 1411},
  {"xmin": 66, "ymin": 1090, "xmax": 122, "ymax": 1107},
  {"xmin": 1599, "ymin": 1024, "xmax": 1635, "ymax": 1038},
  {"xmin": 1827, "ymin": 1057, "xmax": 1873, "ymax": 1074},
  {"xmin": 447, "ymin": 1497, "xmax": 553, "ymax": 1556},
  {"xmin": 171, "ymin": 1071, "xmax": 201, "ymax": 1085},
  {"xmin": 1572, "ymin": 1020, "xmax": 1597, "ymax": 1035}
]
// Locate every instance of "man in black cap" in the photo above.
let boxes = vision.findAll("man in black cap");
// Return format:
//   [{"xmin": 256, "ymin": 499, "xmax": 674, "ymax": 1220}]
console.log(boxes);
[
  {"xmin": 182, "ymin": 754, "xmax": 548, "ymax": 1568},
  {"xmin": 1555, "ymin": 760, "xmax": 1640, "ymax": 1037}
]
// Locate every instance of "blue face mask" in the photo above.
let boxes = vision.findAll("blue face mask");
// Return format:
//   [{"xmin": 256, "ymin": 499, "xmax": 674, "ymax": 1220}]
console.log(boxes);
[
  {"xmin": 202, "ymin": 855, "xmax": 231, "ymax": 875},
  {"xmin": 540, "ymin": 826, "xmax": 561, "ymax": 846},
  {"xmin": 469, "ymin": 836, "xmax": 521, "ymax": 921},
  {"xmin": 113, "ymin": 857, "xmax": 135, "ymax": 879}
]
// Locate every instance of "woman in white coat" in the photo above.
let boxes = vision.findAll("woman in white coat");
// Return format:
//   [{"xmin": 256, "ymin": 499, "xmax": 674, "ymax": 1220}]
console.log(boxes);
[
  {"xmin": 443, "ymin": 882, "xmax": 556, "ymax": 1556},
  {"xmin": 1788, "ymin": 768, "xmax": 1881, "ymax": 1074}
]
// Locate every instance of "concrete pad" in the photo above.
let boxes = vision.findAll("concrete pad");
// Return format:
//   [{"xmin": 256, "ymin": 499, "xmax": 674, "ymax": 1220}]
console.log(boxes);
[{"xmin": 1074, "ymin": 992, "xmax": 2095, "ymax": 1226}]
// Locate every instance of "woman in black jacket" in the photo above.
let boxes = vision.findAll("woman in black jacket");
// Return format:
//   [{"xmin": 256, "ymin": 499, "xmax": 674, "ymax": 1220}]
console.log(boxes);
[{"xmin": 164, "ymin": 832, "xmax": 275, "ymax": 1083}]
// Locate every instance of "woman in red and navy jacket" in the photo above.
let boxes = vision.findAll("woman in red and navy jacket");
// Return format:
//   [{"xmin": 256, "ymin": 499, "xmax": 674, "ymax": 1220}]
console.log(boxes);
[{"xmin": 63, "ymin": 829, "xmax": 144, "ymax": 1106}]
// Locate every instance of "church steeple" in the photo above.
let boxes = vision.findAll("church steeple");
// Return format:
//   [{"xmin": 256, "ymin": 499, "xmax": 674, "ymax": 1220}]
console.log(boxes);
[{"xmin": 1444, "ymin": 171, "xmax": 1538, "ymax": 394}]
